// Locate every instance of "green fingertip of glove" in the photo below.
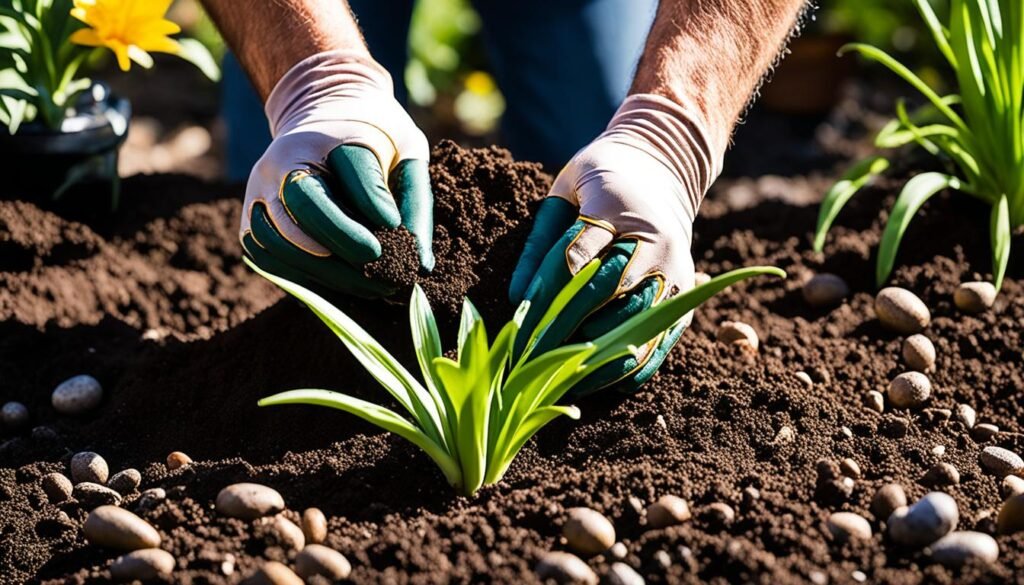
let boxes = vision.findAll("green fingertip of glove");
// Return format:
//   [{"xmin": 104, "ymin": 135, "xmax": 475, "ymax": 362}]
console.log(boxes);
[
  {"xmin": 327, "ymin": 144, "xmax": 402, "ymax": 229},
  {"xmin": 391, "ymin": 159, "xmax": 435, "ymax": 272},
  {"xmin": 509, "ymin": 197, "xmax": 579, "ymax": 304}
]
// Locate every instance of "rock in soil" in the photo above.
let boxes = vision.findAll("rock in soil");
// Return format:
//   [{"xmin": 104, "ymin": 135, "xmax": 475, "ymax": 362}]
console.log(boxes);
[
  {"xmin": 646, "ymin": 495, "xmax": 691, "ymax": 529},
  {"xmin": 802, "ymin": 273, "xmax": 849, "ymax": 307},
  {"xmin": 563, "ymin": 507, "xmax": 615, "ymax": 555},
  {"xmin": 51, "ymin": 374, "xmax": 103, "ymax": 415},
  {"xmin": 979, "ymin": 446, "xmax": 1024, "ymax": 477},
  {"xmin": 1003, "ymin": 476, "xmax": 1024, "ymax": 499},
  {"xmin": 295, "ymin": 544, "xmax": 352, "ymax": 581},
  {"xmin": 902, "ymin": 334, "xmax": 936, "ymax": 372},
  {"xmin": 73, "ymin": 482, "xmax": 123, "ymax": 508},
  {"xmin": 107, "ymin": 468, "xmax": 141, "ymax": 495},
  {"xmin": 972, "ymin": 423, "xmax": 1000, "ymax": 442},
  {"xmin": 827, "ymin": 512, "xmax": 872, "ymax": 542},
  {"xmin": 923, "ymin": 462, "xmax": 961, "ymax": 487},
  {"xmin": 255, "ymin": 514, "xmax": 304, "ymax": 551},
  {"xmin": 998, "ymin": 495, "xmax": 1024, "ymax": 535},
  {"xmin": 243, "ymin": 561, "xmax": 303, "ymax": 585},
  {"xmin": 301, "ymin": 507, "xmax": 327, "ymax": 545},
  {"xmin": 110, "ymin": 548, "xmax": 176, "ymax": 581},
  {"xmin": 887, "ymin": 372, "xmax": 931, "ymax": 409},
  {"xmin": 83, "ymin": 505, "xmax": 161, "ymax": 550},
  {"xmin": 839, "ymin": 458, "xmax": 861, "ymax": 479},
  {"xmin": 70, "ymin": 451, "xmax": 109, "ymax": 485},
  {"xmin": 954, "ymin": 281, "xmax": 996, "ymax": 313},
  {"xmin": 888, "ymin": 492, "xmax": 959, "ymax": 548},
  {"xmin": 215, "ymin": 483, "xmax": 285, "ymax": 520},
  {"xmin": 955, "ymin": 403, "xmax": 977, "ymax": 428},
  {"xmin": 866, "ymin": 391, "xmax": 885, "ymax": 413},
  {"xmin": 1, "ymin": 401, "xmax": 29, "ymax": 430},
  {"xmin": 40, "ymin": 472, "xmax": 73, "ymax": 504},
  {"xmin": 704, "ymin": 503, "xmax": 736, "ymax": 527},
  {"xmin": 872, "ymin": 484, "xmax": 908, "ymax": 521},
  {"xmin": 535, "ymin": 551, "xmax": 598, "ymax": 585},
  {"xmin": 929, "ymin": 531, "xmax": 999, "ymax": 567},
  {"xmin": 605, "ymin": 561, "xmax": 645, "ymax": 585},
  {"xmin": 166, "ymin": 451, "xmax": 192, "ymax": 470},
  {"xmin": 716, "ymin": 321, "xmax": 759, "ymax": 351},
  {"xmin": 874, "ymin": 287, "xmax": 931, "ymax": 333}
]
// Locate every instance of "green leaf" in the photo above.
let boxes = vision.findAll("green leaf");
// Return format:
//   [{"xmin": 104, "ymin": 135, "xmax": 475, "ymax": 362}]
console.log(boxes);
[
  {"xmin": 990, "ymin": 194, "xmax": 1011, "ymax": 292},
  {"xmin": 876, "ymin": 173, "xmax": 961, "ymax": 287},
  {"xmin": 259, "ymin": 389, "xmax": 462, "ymax": 489},
  {"xmin": 457, "ymin": 297, "xmax": 482, "ymax": 356},
  {"xmin": 409, "ymin": 284, "xmax": 455, "ymax": 446},
  {"xmin": 175, "ymin": 37, "xmax": 221, "ymax": 82},
  {"xmin": 518, "ymin": 259, "xmax": 601, "ymax": 363},
  {"xmin": 814, "ymin": 156, "xmax": 890, "ymax": 252},
  {"xmin": 244, "ymin": 258, "xmax": 449, "ymax": 448},
  {"xmin": 488, "ymin": 404, "xmax": 580, "ymax": 486}
]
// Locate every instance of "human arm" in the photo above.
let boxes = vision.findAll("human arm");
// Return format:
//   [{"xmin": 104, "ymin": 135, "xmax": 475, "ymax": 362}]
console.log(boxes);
[
  {"xmin": 201, "ymin": 0, "xmax": 433, "ymax": 296},
  {"xmin": 511, "ymin": 0, "xmax": 809, "ymax": 393}
]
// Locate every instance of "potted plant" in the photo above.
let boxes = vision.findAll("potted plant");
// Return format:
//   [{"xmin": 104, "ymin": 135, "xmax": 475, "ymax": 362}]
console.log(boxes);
[{"xmin": 0, "ymin": 0, "xmax": 218, "ymax": 206}]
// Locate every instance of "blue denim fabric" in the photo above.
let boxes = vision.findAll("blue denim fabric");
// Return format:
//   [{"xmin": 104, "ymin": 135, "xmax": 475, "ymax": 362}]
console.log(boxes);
[{"xmin": 222, "ymin": 0, "xmax": 656, "ymax": 180}]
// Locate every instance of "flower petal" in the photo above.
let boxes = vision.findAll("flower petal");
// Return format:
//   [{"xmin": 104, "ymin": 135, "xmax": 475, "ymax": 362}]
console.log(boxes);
[{"xmin": 69, "ymin": 28, "xmax": 103, "ymax": 47}]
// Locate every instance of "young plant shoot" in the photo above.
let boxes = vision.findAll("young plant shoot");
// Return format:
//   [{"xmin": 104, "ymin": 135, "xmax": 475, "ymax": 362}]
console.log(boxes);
[
  {"xmin": 247, "ymin": 258, "xmax": 785, "ymax": 496},
  {"xmin": 815, "ymin": 0, "xmax": 1022, "ymax": 292}
]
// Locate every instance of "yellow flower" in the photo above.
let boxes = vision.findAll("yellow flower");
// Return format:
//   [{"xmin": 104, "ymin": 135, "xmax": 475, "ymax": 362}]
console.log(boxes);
[{"xmin": 69, "ymin": 0, "xmax": 181, "ymax": 72}]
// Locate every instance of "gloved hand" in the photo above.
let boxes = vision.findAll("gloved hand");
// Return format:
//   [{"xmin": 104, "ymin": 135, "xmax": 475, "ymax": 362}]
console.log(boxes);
[
  {"xmin": 240, "ymin": 50, "xmax": 433, "ymax": 298},
  {"xmin": 509, "ymin": 94, "xmax": 722, "ymax": 395}
]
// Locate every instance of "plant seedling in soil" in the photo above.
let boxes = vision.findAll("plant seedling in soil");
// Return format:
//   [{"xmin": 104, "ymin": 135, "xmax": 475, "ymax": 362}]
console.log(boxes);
[
  {"xmin": 247, "ymin": 258, "xmax": 784, "ymax": 496},
  {"xmin": 815, "ymin": 0, "xmax": 1022, "ymax": 291}
]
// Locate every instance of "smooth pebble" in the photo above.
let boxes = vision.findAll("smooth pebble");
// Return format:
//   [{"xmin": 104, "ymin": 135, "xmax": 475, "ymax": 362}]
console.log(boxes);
[
  {"xmin": 41, "ymin": 472, "xmax": 73, "ymax": 504},
  {"xmin": 51, "ymin": 375, "xmax": 103, "ymax": 415},
  {"xmin": 74, "ymin": 482, "xmax": 123, "ymax": 508},
  {"xmin": 1002, "ymin": 475, "xmax": 1024, "ymax": 499},
  {"xmin": 795, "ymin": 371, "xmax": 813, "ymax": 387},
  {"xmin": 535, "ymin": 551, "xmax": 598, "ymax": 585},
  {"xmin": 972, "ymin": 423, "xmax": 1000, "ymax": 442},
  {"xmin": 979, "ymin": 446, "xmax": 1024, "ymax": 477},
  {"xmin": 83, "ymin": 505, "xmax": 161, "ymax": 550},
  {"xmin": 301, "ymin": 507, "xmax": 328, "ymax": 545},
  {"xmin": 646, "ymin": 495, "xmax": 691, "ymax": 529},
  {"xmin": 717, "ymin": 321, "xmax": 759, "ymax": 351},
  {"xmin": 110, "ymin": 548, "xmax": 176, "ymax": 581},
  {"xmin": 71, "ymin": 451, "xmax": 109, "ymax": 485},
  {"xmin": 802, "ymin": 273, "xmax": 849, "ymax": 307},
  {"xmin": 840, "ymin": 458, "xmax": 861, "ymax": 479},
  {"xmin": 998, "ymin": 495, "xmax": 1024, "ymax": 535},
  {"xmin": 256, "ymin": 515, "xmax": 304, "ymax": 550},
  {"xmin": 888, "ymin": 492, "xmax": 959, "ymax": 547},
  {"xmin": 871, "ymin": 483, "xmax": 907, "ymax": 521},
  {"xmin": 902, "ymin": 334, "xmax": 936, "ymax": 372},
  {"xmin": 1, "ymin": 401, "xmax": 29, "ymax": 430},
  {"xmin": 866, "ymin": 391, "xmax": 884, "ymax": 413},
  {"xmin": 954, "ymin": 281, "xmax": 996, "ymax": 313},
  {"xmin": 923, "ymin": 462, "xmax": 960, "ymax": 486},
  {"xmin": 875, "ymin": 287, "xmax": 930, "ymax": 333},
  {"xmin": 166, "ymin": 451, "xmax": 192, "ymax": 470},
  {"xmin": 929, "ymin": 531, "xmax": 999, "ymax": 566},
  {"xmin": 606, "ymin": 562, "xmax": 645, "ymax": 585},
  {"xmin": 215, "ymin": 483, "xmax": 284, "ymax": 520},
  {"xmin": 563, "ymin": 507, "xmax": 615, "ymax": 555},
  {"xmin": 955, "ymin": 404, "xmax": 976, "ymax": 428},
  {"xmin": 243, "ymin": 561, "xmax": 303, "ymax": 585},
  {"xmin": 295, "ymin": 544, "xmax": 352, "ymax": 580},
  {"xmin": 888, "ymin": 372, "xmax": 931, "ymax": 408},
  {"xmin": 705, "ymin": 503, "xmax": 735, "ymax": 526},
  {"xmin": 108, "ymin": 469, "xmax": 141, "ymax": 495},
  {"xmin": 827, "ymin": 512, "xmax": 872, "ymax": 542}
]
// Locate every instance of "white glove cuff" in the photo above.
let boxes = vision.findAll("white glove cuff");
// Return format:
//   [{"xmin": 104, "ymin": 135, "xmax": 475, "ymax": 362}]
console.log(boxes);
[
  {"xmin": 603, "ymin": 94, "xmax": 723, "ymax": 216},
  {"xmin": 264, "ymin": 50, "xmax": 395, "ymax": 139}
]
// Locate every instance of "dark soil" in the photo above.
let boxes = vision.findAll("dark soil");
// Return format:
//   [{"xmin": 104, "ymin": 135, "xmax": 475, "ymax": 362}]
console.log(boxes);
[{"xmin": 1, "ymin": 142, "xmax": 1023, "ymax": 585}]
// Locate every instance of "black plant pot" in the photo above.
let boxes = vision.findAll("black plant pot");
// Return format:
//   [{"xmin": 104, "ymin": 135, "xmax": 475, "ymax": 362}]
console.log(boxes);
[{"xmin": 0, "ymin": 82, "xmax": 130, "ymax": 206}]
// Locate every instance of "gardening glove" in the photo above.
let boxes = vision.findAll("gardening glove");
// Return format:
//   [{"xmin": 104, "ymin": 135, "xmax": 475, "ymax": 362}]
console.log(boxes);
[
  {"xmin": 240, "ymin": 50, "xmax": 433, "ymax": 298},
  {"xmin": 509, "ymin": 94, "xmax": 722, "ymax": 396}
]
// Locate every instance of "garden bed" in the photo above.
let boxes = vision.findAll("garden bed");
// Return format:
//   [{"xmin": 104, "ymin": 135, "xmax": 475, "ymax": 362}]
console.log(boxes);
[{"xmin": 0, "ymin": 141, "xmax": 1022, "ymax": 584}]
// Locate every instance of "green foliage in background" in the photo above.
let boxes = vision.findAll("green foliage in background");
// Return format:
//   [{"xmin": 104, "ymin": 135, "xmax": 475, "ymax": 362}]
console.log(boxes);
[{"xmin": 815, "ymin": 0, "xmax": 1022, "ymax": 292}]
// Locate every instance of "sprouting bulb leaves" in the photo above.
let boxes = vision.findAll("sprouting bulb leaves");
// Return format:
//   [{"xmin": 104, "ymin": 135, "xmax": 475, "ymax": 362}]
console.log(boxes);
[{"xmin": 249, "ymin": 258, "xmax": 784, "ymax": 496}]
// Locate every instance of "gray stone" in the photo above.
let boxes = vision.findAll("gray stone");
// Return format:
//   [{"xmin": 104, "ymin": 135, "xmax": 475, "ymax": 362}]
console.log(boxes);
[
  {"xmin": 41, "ymin": 472, "xmax": 73, "ymax": 504},
  {"xmin": 110, "ymin": 548, "xmax": 176, "ymax": 581},
  {"xmin": 803, "ymin": 273, "xmax": 849, "ymax": 307},
  {"xmin": 51, "ymin": 375, "xmax": 103, "ymax": 415},
  {"xmin": 1, "ymin": 401, "xmax": 29, "ymax": 430},
  {"xmin": 604, "ymin": 562, "xmax": 645, "ymax": 585},
  {"xmin": 73, "ymin": 482, "xmax": 123, "ymax": 508},
  {"xmin": 955, "ymin": 404, "xmax": 977, "ymax": 428},
  {"xmin": 215, "ymin": 483, "xmax": 284, "ymax": 520},
  {"xmin": 563, "ymin": 507, "xmax": 616, "ymax": 555},
  {"xmin": 108, "ymin": 469, "xmax": 141, "ymax": 496},
  {"xmin": 929, "ymin": 531, "xmax": 999, "ymax": 566},
  {"xmin": 70, "ymin": 451, "xmax": 109, "ymax": 485},
  {"xmin": 295, "ymin": 544, "xmax": 352, "ymax": 581},
  {"xmin": 83, "ymin": 505, "xmax": 161, "ymax": 550},
  {"xmin": 888, "ymin": 372, "xmax": 931, "ymax": 409},
  {"xmin": 536, "ymin": 551, "xmax": 598, "ymax": 584},
  {"xmin": 888, "ymin": 492, "xmax": 959, "ymax": 547},
  {"xmin": 923, "ymin": 462, "xmax": 960, "ymax": 487},
  {"xmin": 979, "ymin": 446, "xmax": 1024, "ymax": 477}
]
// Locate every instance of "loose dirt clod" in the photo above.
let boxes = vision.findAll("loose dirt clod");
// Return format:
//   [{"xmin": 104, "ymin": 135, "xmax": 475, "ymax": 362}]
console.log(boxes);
[
  {"xmin": 875, "ymin": 287, "xmax": 931, "ymax": 333},
  {"xmin": 954, "ymin": 281, "xmax": 996, "ymax": 313},
  {"xmin": 902, "ymin": 334, "xmax": 936, "ymax": 372},
  {"xmin": 563, "ymin": 507, "xmax": 615, "ymax": 556},
  {"xmin": 363, "ymin": 228, "xmax": 421, "ymax": 289}
]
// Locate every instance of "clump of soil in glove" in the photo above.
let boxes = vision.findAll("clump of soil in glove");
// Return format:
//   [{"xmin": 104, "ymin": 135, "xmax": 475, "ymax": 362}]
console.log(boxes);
[{"xmin": 363, "ymin": 227, "xmax": 421, "ymax": 289}]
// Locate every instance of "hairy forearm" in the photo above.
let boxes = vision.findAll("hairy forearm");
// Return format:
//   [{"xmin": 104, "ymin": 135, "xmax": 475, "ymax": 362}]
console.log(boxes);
[
  {"xmin": 200, "ymin": 0, "xmax": 368, "ymax": 101},
  {"xmin": 632, "ymin": 0, "xmax": 808, "ymax": 151}
]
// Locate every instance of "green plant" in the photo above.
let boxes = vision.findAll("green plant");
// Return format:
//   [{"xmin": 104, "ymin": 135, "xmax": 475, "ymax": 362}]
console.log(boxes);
[
  {"xmin": 0, "ymin": 0, "xmax": 218, "ymax": 133},
  {"xmin": 815, "ymin": 0, "xmax": 1021, "ymax": 291},
  {"xmin": 247, "ymin": 258, "xmax": 785, "ymax": 496}
]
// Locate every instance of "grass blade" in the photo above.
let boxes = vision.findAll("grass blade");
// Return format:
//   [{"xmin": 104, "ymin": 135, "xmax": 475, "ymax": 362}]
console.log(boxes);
[
  {"xmin": 876, "ymin": 173, "xmax": 961, "ymax": 286},
  {"xmin": 991, "ymin": 194, "xmax": 1011, "ymax": 291},
  {"xmin": 518, "ymin": 259, "xmax": 601, "ymax": 363},
  {"xmin": 409, "ymin": 285, "xmax": 456, "ymax": 448},
  {"xmin": 814, "ymin": 156, "xmax": 890, "ymax": 252},
  {"xmin": 259, "ymin": 389, "xmax": 462, "ymax": 489},
  {"xmin": 487, "ymin": 405, "xmax": 581, "ymax": 487}
]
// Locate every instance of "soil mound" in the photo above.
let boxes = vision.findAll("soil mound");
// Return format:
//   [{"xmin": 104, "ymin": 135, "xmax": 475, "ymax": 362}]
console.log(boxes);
[{"xmin": 0, "ymin": 142, "xmax": 1022, "ymax": 584}]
